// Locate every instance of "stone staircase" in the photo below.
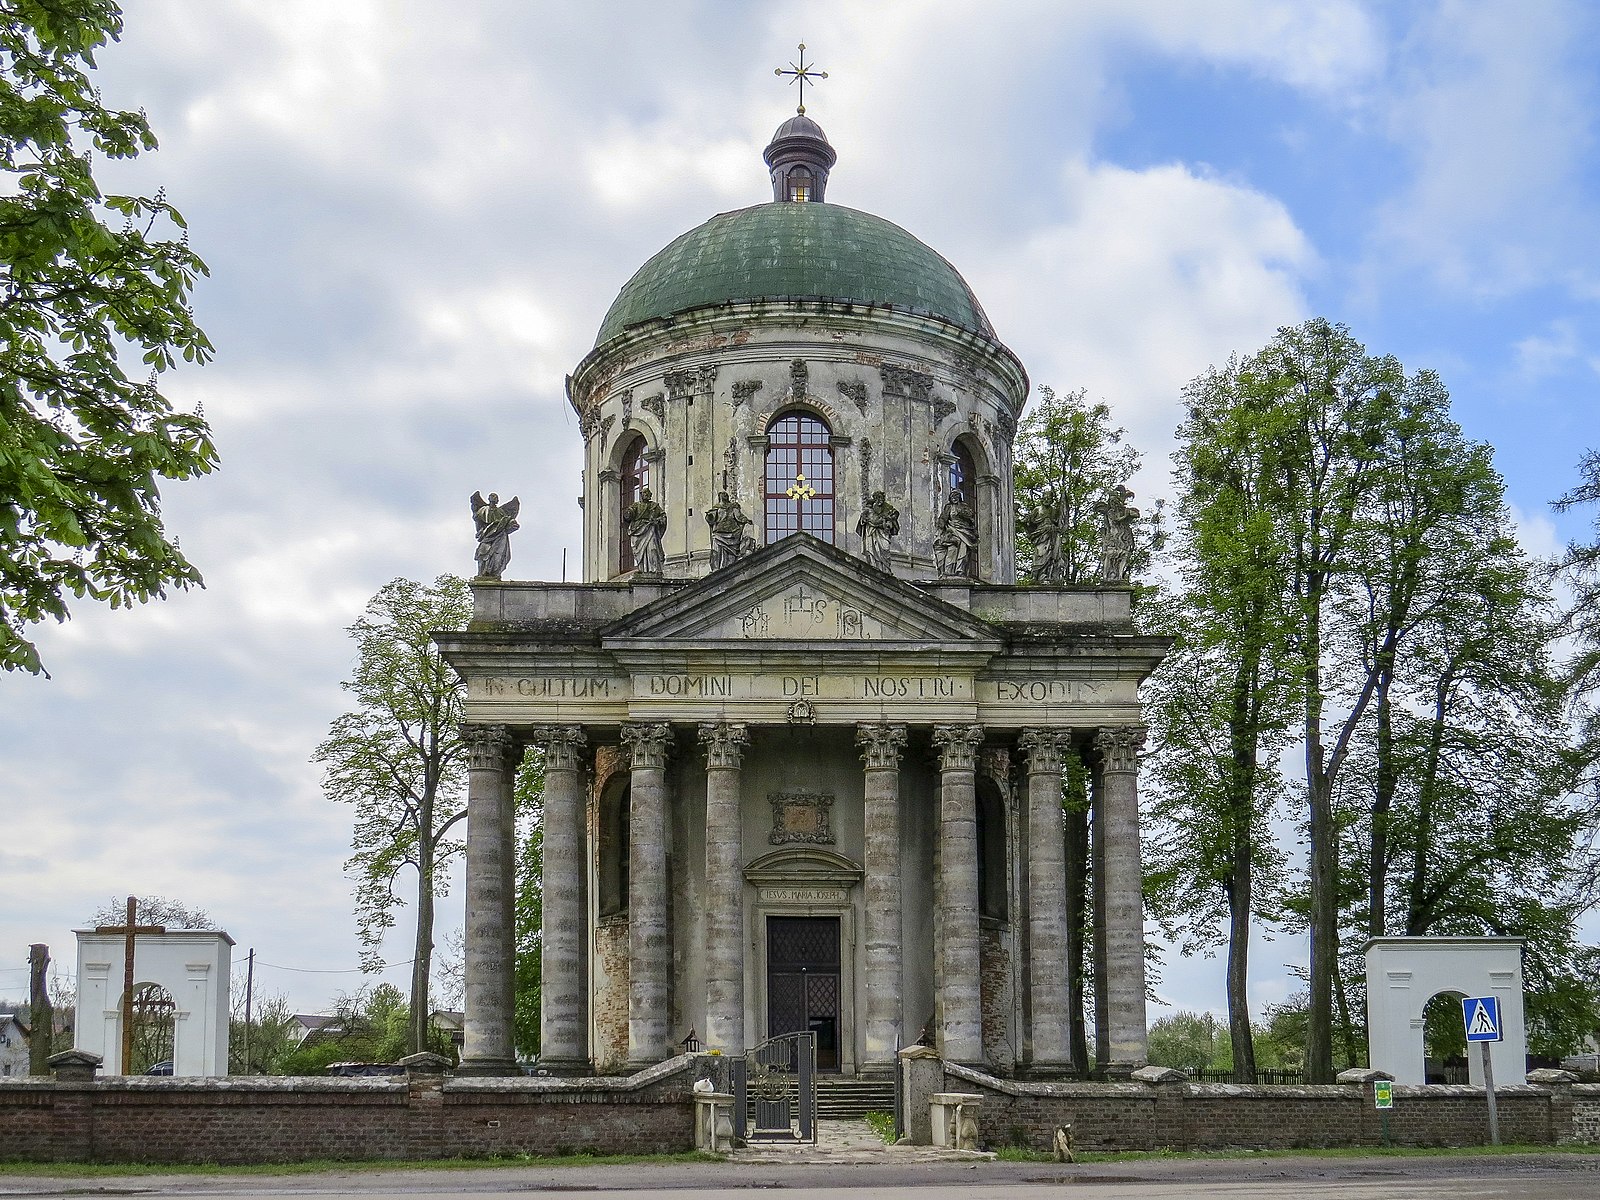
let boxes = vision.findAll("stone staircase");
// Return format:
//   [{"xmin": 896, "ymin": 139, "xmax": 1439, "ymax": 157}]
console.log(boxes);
[{"xmin": 815, "ymin": 1075, "xmax": 896, "ymax": 1118}]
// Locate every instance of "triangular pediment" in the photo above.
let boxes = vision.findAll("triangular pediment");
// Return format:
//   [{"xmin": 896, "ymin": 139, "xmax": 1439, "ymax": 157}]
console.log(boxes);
[{"xmin": 600, "ymin": 535, "xmax": 1001, "ymax": 647}]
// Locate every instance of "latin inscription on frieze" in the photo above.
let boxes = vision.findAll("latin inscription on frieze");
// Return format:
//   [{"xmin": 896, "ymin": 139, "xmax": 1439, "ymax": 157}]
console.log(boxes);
[{"xmin": 475, "ymin": 676, "xmax": 618, "ymax": 699}]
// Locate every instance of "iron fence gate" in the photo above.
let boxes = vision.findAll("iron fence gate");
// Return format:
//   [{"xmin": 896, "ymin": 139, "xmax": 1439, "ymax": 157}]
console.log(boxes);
[{"xmin": 730, "ymin": 1031, "xmax": 816, "ymax": 1144}]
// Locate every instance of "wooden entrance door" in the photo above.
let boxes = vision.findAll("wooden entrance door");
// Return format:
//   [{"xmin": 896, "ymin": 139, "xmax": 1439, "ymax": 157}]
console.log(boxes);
[{"xmin": 766, "ymin": 916, "xmax": 841, "ymax": 1072}]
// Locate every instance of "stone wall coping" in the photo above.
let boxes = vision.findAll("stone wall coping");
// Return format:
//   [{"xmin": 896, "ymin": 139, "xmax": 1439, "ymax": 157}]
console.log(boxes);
[
  {"xmin": 1572, "ymin": 1082, "xmax": 1600, "ymax": 1095},
  {"xmin": 944, "ymin": 1062, "xmax": 1145, "ymax": 1098},
  {"xmin": 1188, "ymin": 1083, "xmax": 1376, "ymax": 1099},
  {"xmin": 98, "ymin": 1076, "xmax": 406, "ymax": 1093},
  {"xmin": 447, "ymin": 1052, "xmax": 697, "ymax": 1094}
]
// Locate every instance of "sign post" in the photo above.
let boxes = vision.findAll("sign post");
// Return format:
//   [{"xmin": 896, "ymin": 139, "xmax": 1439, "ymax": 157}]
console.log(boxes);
[
  {"xmin": 1462, "ymin": 996, "xmax": 1503, "ymax": 1146},
  {"xmin": 1373, "ymin": 1079, "xmax": 1393, "ymax": 1147}
]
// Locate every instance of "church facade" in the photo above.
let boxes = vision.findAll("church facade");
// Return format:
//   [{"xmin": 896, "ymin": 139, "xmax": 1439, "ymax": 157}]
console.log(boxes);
[{"xmin": 438, "ymin": 113, "xmax": 1166, "ymax": 1079}]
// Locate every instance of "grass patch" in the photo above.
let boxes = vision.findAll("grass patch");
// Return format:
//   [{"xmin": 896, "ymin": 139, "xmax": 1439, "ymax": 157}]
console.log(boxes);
[
  {"xmin": 994, "ymin": 1143, "xmax": 1600, "ymax": 1163},
  {"xmin": 0, "ymin": 1151, "xmax": 723, "ymax": 1178},
  {"xmin": 863, "ymin": 1110, "xmax": 896, "ymax": 1143}
]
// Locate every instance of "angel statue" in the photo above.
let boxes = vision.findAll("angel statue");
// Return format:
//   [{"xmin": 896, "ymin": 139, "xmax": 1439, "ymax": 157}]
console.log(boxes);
[
  {"xmin": 1097, "ymin": 484, "xmax": 1139, "ymax": 583},
  {"xmin": 471, "ymin": 490, "xmax": 520, "ymax": 580},
  {"xmin": 624, "ymin": 486, "xmax": 668, "ymax": 576}
]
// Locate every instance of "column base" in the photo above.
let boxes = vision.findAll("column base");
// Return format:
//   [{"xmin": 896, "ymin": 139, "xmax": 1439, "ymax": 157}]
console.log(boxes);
[
  {"xmin": 456, "ymin": 1057, "xmax": 520, "ymax": 1077},
  {"xmin": 1101, "ymin": 1060, "xmax": 1144, "ymax": 1081}
]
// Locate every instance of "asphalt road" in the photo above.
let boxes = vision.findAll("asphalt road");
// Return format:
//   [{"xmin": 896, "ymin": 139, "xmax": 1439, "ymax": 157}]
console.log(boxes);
[{"xmin": 3, "ymin": 1153, "xmax": 1599, "ymax": 1199}]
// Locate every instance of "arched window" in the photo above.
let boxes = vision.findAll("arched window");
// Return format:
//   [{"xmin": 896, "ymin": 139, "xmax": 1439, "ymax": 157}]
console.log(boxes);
[
  {"xmin": 949, "ymin": 439, "xmax": 977, "ymax": 505},
  {"xmin": 618, "ymin": 435, "xmax": 650, "ymax": 572},
  {"xmin": 765, "ymin": 412, "xmax": 834, "ymax": 545},
  {"xmin": 787, "ymin": 167, "xmax": 813, "ymax": 203}
]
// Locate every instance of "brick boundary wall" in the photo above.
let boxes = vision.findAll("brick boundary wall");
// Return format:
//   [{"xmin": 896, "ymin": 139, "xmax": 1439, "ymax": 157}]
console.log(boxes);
[
  {"xmin": 0, "ymin": 1054, "xmax": 698, "ymax": 1165},
  {"xmin": 942, "ymin": 1063, "xmax": 1600, "ymax": 1153}
]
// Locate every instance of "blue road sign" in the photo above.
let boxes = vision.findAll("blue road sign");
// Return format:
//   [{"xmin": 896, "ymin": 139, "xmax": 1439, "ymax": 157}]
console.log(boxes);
[{"xmin": 1462, "ymin": 995, "xmax": 1503, "ymax": 1042}]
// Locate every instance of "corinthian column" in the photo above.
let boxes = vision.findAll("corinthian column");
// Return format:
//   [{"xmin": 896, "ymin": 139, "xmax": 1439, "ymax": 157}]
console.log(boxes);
[
  {"xmin": 461, "ymin": 723, "xmax": 516, "ymax": 1074},
  {"xmin": 1019, "ymin": 727, "xmax": 1073, "ymax": 1073},
  {"xmin": 856, "ymin": 722, "xmax": 907, "ymax": 1072},
  {"xmin": 1096, "ymin": 725, "xmax": 1149, "ymax": 1074},
  {"xmin": 621, "ymin": 721, "xmax": 674, "ymax": 1067},
  {"xmin": 698, "ymin": 721, "xmax": 748, "ymax": 1055},
  {"xmin": 532, "ymin": 725, "xmax": 588, "ymax": 1071},
  {"xmin": 932, "ymin": 723, "xmax": 985, "ymax": 1064}
]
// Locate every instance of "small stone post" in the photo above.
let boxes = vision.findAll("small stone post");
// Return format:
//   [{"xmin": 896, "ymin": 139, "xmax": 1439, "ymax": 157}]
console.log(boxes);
[
  {"xmin": 933, "ymin": 724, "xmax": 985, "ymax": 1065},
  {"xmin": 534, "ymin": 725, "xmax": 589, "ymax": 1071},
  {"xmin": 461, "ymin": 723, "xmax": 517, "ymax": 1075},
  {"xmin": 857, "ymin": 722, "xmax": 907, "ymax": 1073},
  {"xmin": 622, "ymin": 722, "xmax": 674, "ymax": 1067},
  {"xmin": 1527, "ymin": 1067, "xmax": 1580, "ymax": 1144},
  {"xmin": 699, "ymin": 721, "xmax": 748, "ymax": 1055},
  {"xmin": 1095, "ymin": 725, "xmax": 1149, "ymax": 1075}
]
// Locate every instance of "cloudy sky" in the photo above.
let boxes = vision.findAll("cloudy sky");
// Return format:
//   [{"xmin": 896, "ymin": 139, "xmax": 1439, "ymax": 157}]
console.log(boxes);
[{"xmin": 2, "ymin": 1, "xmax": 1597, "ymax": 1025}]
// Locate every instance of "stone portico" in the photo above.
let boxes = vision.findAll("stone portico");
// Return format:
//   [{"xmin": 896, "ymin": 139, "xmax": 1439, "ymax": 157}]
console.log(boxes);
[
  {"xmin": 437, "ymin": 110, "xmax": 1167, "ymax": 1079},
  {"xmin": 438, "ymin": 537, "xmax": 1164, "ymax": 1077}
]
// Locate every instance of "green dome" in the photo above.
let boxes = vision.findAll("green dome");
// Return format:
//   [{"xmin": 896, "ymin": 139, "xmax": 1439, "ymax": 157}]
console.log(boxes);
[{"xmin": 594, "ymin": 203, "xmax": 995, "ymax": 346}]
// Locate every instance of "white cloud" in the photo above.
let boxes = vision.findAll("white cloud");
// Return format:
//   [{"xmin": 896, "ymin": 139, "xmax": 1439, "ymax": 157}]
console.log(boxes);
[
  {"xmin": 1370, "ymin": 0, "xmax": 1599, "ymax": 296},
  {"xmin": 976, "ymin": 159, "xmax": 1314, "ymax": 487}
]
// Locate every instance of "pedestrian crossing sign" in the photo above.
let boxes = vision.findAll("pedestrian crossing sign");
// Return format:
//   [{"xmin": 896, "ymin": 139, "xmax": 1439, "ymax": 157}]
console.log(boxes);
[{"xmin": 1462, "ymin": 995, "xmax": 1503, "ymax": 1042}]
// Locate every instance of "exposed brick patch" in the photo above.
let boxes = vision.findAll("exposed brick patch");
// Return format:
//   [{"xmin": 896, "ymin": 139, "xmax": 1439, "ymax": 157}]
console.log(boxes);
[
  {"xmin": 594, "ymin": 920, "xmax": 630, "ymax": 1070},
  {"xmin": 979, "ymin": 923, "xmax": 1014, "ymax": 1073}
]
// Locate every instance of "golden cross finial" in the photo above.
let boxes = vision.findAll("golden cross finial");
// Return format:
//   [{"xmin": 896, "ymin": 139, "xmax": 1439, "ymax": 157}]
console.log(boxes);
[
  {"xmin": 787, "ymin": 472, "xmax": 818, "ymax": 501},
  {"xmin": 775, "ymin": 42, "xmax": 828, "ymax": 115}
]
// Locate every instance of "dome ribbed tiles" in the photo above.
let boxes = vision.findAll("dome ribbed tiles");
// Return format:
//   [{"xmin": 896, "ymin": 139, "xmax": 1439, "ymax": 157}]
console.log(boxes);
[{"xmin": 594, "ymin": 202, "xmax": 994, "ymax": 346}]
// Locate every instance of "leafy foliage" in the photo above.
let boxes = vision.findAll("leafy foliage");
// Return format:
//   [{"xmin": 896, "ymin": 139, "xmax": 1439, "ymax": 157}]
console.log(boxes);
[
  {"xmin": 514, "ymin": 750, "xmax": 544, "ymax": 1060},
  {"xmin": 314, "ymin": 576, "xmax": 472, "ymax": 1055},
  {"xmin": 1012, "ymin": 384, "xmax": 1161, "ymax": 583},
  {"xmin": 0, "ymin": 0, "xmax": 215, "ymax": 674}
]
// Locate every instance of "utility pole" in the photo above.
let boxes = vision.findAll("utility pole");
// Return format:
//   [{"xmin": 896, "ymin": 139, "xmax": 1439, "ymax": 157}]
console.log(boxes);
[
  {"xmin": 242, "ymin": 948, "xmax": 255, "ymax": 1074},
  {"xmin": 27, "ymin": 944, "xmax": 51, "ymax": 1076}
]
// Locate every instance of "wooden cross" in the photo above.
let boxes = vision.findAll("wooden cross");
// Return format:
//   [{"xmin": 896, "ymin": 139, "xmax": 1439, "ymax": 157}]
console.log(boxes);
[
  {"xmin": 94, "ymin": 896, "xmax": 165, "ymax": 1074},
  {"xmin": 774, "ymin": 42, "xmax": 828, "ymax": 115}
]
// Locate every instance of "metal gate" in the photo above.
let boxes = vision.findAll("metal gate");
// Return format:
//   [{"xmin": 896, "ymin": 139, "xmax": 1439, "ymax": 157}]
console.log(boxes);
[{"xmin": 730, "ymin": 1031, "xmax": 816, "ymax": 1144}]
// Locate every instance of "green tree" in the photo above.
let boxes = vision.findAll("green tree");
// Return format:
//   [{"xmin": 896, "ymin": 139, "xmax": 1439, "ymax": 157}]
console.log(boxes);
[
  {"xmin": 314, "ymin": 575, "xmax": 472, "ymax": 1056},
  {"xmin": 1012, "ymin": 384, "xmax": 1161, "ymax": 583},
  {"xmin": 1146, "ymin": 1010, "xmax": 1223, "ymax": 1073},
  {"xmin": 0, "ymin": 0, "xmax": 215, "ymax": 675},
  {"xmin": 513, "ymin": 751, "xmax": 544, "ymax": 1059},
  {"xmin": 1554, "ymin": 448, "xmax": 1600, "ymax": 790},
  {"xmin": 1146, "ymin": 358, "xmax": 1300, "ymax": 1081}
]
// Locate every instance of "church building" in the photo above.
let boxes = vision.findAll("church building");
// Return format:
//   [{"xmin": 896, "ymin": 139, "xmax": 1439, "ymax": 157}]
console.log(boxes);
[{"xmin": 437, "ymin": 106, "xmax": 1166, "ymax": 1080}]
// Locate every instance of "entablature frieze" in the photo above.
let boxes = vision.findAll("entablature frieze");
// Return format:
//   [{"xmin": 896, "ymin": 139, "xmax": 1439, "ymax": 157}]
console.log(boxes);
[{"xmin": 459, "ymin": 646, "xmax": 1145, "ymax": 729}]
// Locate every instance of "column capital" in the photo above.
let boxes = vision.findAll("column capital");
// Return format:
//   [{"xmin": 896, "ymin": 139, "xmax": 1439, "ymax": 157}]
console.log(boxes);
[
  {"xmin": 621, "ymin": 722, "xmax": 674, "ymax": 770},
  {"xmin": 530, "ymin": 725, "xmax": 587, "ymax": 772},
  {"xmin": 697, "ymin": 721, "xmax": 749, "ymax": 769},
  {"xmin": 461, "ymin": 723, "xmax": 514, "ymax": 772},
  {"xmin": 1019, "ymin": 727, "xmax": 1073, "ymax": 775},
  {"xmin": 933, "ymin": 724, "xmax": 984, "ymax": 772},
  {"xmin": 856, "ymin": 722, "xmax": 907, "ymax": 771},
  {"xmin": 1095, "ymin": 724, "xmax": 1147, "ymax": 775}
]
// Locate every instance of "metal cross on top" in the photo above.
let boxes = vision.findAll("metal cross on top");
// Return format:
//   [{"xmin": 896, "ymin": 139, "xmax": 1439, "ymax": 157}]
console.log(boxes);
[
  {"xmin": 787, "ymin": 472, "xmax": 818, "ymax": 501},
  {"xmin": 775, "ymin": 42, "xmax": 828, "ymax": 115}
]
